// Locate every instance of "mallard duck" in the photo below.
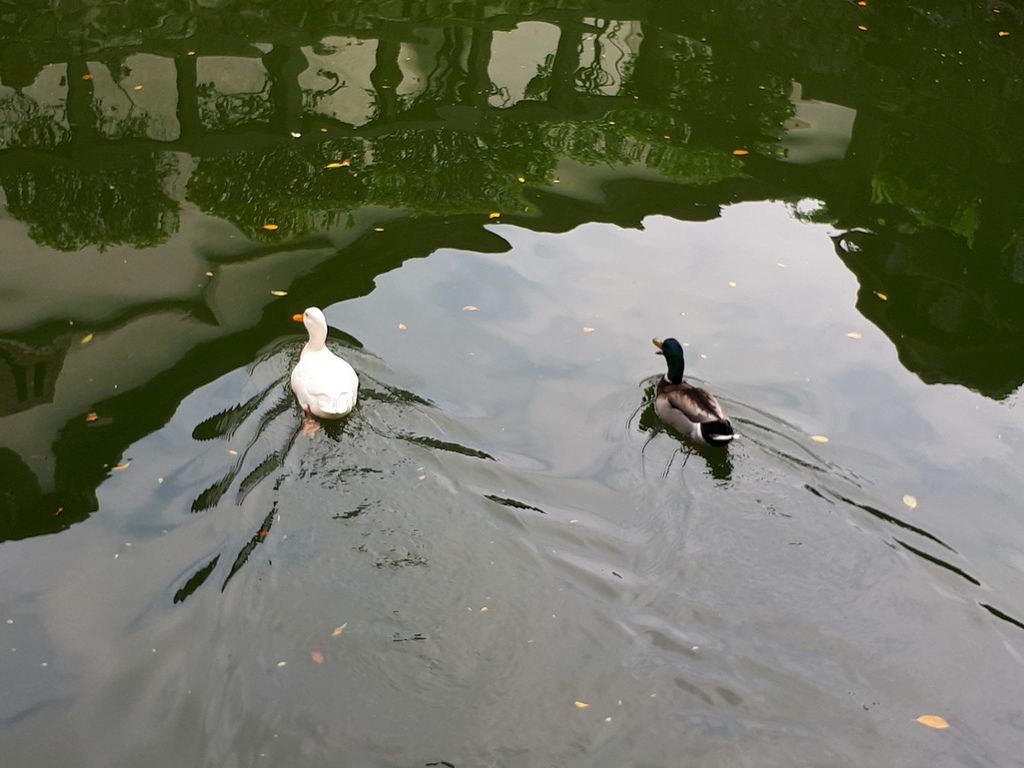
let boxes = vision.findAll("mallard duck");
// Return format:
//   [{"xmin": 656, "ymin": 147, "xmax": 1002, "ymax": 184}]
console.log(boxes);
[
  {"xmin": 290, "ymin": 307, "xmax": 358, "ymax": 419},
  {"xmin": 652, "ymin": 337, "xmax": 734, "ymax": 446}
]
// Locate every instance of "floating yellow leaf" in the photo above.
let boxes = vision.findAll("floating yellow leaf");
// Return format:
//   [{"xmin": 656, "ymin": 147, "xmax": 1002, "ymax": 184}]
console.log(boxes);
[
  {"xmin": 331, "ymin": 623, "xmax": 347, "ymax": 637},
  {"xmin": 397, "ymin": 323, "xmax": 408, "ymax": 330},
  {"xmin": 81, "ymin": 333, "xmax": 94, "ymax": 345},
  {"xmin": 915, "ymin": 715, "xmax": 949, "ymax": 729},
  {"xmin": 85, "ymin": 412, "xmax": 99, "ymax": 423},
  {"xmin": 462, "ymin": 305, "xmax": 479, "ymax": 312},
  {"xmin": 205, "ymin": 271, "xmax": 214, "ymax": 277},
  {"xmin": 728, "ymin": 280, "xmax": 737, "ymax": 287},
  {"xmin": 516, "ymin": 176, "xmax": 525, "ymax": 183},
  {"xmin": 857, "ymin": 0, "xmax": 867, "ymax": 5},
  {"xmin": 82, "ymin": 73, "xmax": 93, "ymax": 80},
  {"xmin": 373, "ymin": 226, "xmax": 385, "ymax": 232},
  {"xmin": 857, "ymin": 24, "xmax": 868, "ymax": 30},
  {"xmin": 310, "ymin": 650, "xmax": 324, "ymax": 664},
  {"xmin": 488, "ymin": 211, "xmax": 501, "ymax": 219},
  {"xmin": 998, "ymin": 31, "xmax": 1010, "ymax": 37},
  {"xmin": 903, "ymin": 494, "xmax": 918, "ymax": 509},
  {"xmin": 582, "ymin": 327, "xmax": 596, "ymax": 333},
  {"xmin": 227, "ymin": 449, "xmax": 239, "ymax": 456},
  {"xmin": 810, "ymin": 435, "xmax": 830, "ymax": 443},
  {"xmin": 846, "ymin": 331, "xmax": 862, "ymax": 339},
  {"xmin": 732, "ymin": 148, "xmax": 750, "ymax": 156},
  {"xmin": 270, "ymin": 289, "xmax": 288, "ymax": 297},
  {"xmin": 132, "ymin": 84, "xmax": 143, "ymax": 91},
  {"xmin": 262, "ymin": 223, "xmax": 279, "ymax": 231},
  {"xmin": 574, "ymin": 700, "xmax": 589, "ymax": 709},
  {"xmin": 112, "ymin": 461, "xmax": 131, "ymax": 471},
  {"xmin": 662, "ymin": 134, "xmax": 671, "ymax": 140},
  {"xmin": 325, "ymin": 162, "xmax": 344, "ymax": 169},
  {"xmin": 874, "ymin": 291, "xmax": 888, "ymax": 301},
  {"xmin": 276, "ymin": 661, "xmax": 287, "ymax": 668}
]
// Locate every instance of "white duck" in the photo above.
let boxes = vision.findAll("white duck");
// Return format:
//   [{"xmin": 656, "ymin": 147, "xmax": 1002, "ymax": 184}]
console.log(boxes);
[{"xmin": 290, "ymin": 307, "xmax": 359, "ymax": 420}]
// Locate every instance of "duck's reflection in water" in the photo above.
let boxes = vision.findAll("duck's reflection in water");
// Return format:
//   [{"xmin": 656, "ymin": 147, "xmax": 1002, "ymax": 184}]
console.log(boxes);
[{"xmin": 633, "ymin": 379, "xmax": 734, "ymax": 483}]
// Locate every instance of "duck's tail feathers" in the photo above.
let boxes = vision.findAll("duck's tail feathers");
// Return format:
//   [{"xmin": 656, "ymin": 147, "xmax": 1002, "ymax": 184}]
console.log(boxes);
[
  {"xmin": 314, "ymin": 392, "xmax": 357, "ymax": 418},
  {"xmin": 699, "ymin": 420, "xmax": 735, "ymax": 446}
]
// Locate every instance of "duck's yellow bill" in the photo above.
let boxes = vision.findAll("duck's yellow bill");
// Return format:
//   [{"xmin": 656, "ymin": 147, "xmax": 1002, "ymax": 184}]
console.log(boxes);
[
  {"xmin": 652, "ymin": 338, "xmax": 664, "ymax": 350},
  {"xmin": 291, "ymin": 313, "xmax": 304, "ymax": 322}
]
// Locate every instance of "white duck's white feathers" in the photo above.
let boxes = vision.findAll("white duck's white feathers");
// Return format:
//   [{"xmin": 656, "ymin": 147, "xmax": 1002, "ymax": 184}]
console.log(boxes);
[{"xmin": 290, "ymin": 307, "xmax": 358, "ymax": 418}]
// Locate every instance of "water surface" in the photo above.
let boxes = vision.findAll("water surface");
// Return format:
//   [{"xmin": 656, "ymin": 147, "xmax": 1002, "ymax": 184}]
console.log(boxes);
[{"xmin": 2, "ymin": 2, "xmax": 1024, "ymax": 766}]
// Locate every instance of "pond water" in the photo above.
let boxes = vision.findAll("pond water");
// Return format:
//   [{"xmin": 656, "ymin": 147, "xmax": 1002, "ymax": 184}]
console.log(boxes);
[{"xmin": 2, "ymin": 2, "xmax": 1024, "ymax": 766}]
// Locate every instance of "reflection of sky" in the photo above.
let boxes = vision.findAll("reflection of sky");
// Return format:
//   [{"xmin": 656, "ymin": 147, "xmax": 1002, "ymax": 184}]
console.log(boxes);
[
  {"xmin": 782, "ymin": 82, "xmax": 856, "ymax": 164},
  {"xmin": 0, "ymin": 63, "xmax": 69, "ymax": 147},
  {"xmin": 322, "ymin": 204, "xmax": 1023, "ymax": 534},
  {"xmin": 398, "ymin": 29, "xmax": 467, "ymax": 104},
  {"xmin": 196, "ymin": 54, "xmax": 271, "ymax": 130},
  {"xmin": 577, "ymin": 19, "xmax": 643, "ymax": 96},
  {"xmin": 88, "ymin": 54, "xmax": 180, "ymax": 141},
  {"xmin": 197, "ymin": 55, "xmax": 268, "ymax": 95},
  {"xmin": 488, "ymin": 21, "xmax": 560, "ymax": 107},
  {"xmin": 300, "ymin": 37, "xmax": 376, "ymax": 126}
]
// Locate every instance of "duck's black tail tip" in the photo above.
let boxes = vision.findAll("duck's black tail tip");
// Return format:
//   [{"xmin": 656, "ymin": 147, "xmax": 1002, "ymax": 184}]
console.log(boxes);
[{"xmin": 700, "ymin": 420, "xmax": 735, "ymax": 447}]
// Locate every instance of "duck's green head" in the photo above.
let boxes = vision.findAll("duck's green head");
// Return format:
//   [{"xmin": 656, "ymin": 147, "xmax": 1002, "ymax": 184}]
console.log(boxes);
[{"xmin": 652, "ymin": 337, "xmax": 685, "ymax": 383}]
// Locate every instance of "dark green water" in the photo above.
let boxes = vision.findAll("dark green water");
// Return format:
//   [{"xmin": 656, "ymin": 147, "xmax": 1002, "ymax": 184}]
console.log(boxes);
[{"xmin": 2, "ymin": 1, "xmax": 1023, "ymax": 765}]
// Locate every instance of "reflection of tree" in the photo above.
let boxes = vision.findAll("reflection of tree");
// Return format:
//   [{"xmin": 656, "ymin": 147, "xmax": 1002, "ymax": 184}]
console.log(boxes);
[
  {"xmin": 187, "ymin": 139, "xmax": 370, "ymax": 234},
  {"xmin": 835, "ymin": 230, "xmax": 1024, "ymax": 400},
  {"xmin": 0, "ymin": 447, "xmax": 51, "ymax": 542},
  {"xmin": 186, "ymin": 109, "xmax": 756, "ymax": 237},
  {"xmin": 0, "ymin": 90, "xmax": 70, "ymax": 149},
  {"xmin": 574, "ymin": 19, "xmax": 634, "ymax": 97},
  {"xmin": 524, "ymin": 53, "xmax": 555, "ymax": 101},
  {"xmin": 555, "ymin": 104, "xmax": 757, "ymax": 182},
  {"xmin": 629, "ymin": 27, "xmax": 793, "ymax": 153},
  {"xmin": 368, "ymin": 121, "xmax": 551, "ymax": 215},
  {"xmin": 198, "ymin": 80, "xmax": 274, "ymax": 131},
  {"xmin": 419, "ymin": 27, "xmax": 474, "ymax": 105},
  {"xmin": 0, "ymin": 153, "xmax": 180, "ymax": 251},
  {"xmin": 0, "ymin": 0, "xmax": 1022, "ymax": 399},
  {"xmin": 187, "ymin": 118, "xmax": 565, "ymax": 236},
  {"xmin": 1, "ymin": 3, "xmax": 794, "ymax": 244}
]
